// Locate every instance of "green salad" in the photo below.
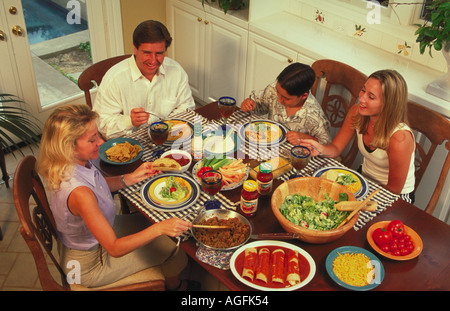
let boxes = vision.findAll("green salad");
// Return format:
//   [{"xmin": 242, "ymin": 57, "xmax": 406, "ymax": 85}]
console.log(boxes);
[
  {"xmin": 336, "ymin": 173, "xmax": 358, "ymax": 186},
  {"xmin": 159, "ymin": 176, "xmax": 188, "ymax": 201},
  {"xmin": 280, "ymin": 193, "xmax": 349, "ymax": 230}
]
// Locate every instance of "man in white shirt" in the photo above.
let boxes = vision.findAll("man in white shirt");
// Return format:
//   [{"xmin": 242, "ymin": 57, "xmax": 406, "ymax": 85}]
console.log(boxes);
[{"xmin": 93, "ymin": 20, "xmax": 195, "ymax": 139}]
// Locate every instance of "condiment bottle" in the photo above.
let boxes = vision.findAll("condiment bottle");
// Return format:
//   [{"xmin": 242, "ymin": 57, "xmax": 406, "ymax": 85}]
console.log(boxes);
[
  {"xmin": 240, "ymin": 180, "xmax": 259, "ymax": 216},
  {"xmin": 257, "ymin": 163, "xmax": 273, "ymax": 196},
  {"xmin": 192, "ymin": 114, "xmax": 203, "ymax": 160}
]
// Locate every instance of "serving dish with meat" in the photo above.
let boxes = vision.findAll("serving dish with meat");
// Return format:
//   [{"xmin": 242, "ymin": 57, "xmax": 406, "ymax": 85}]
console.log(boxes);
[{"xmin": 191, "ymin": 209, "xmax": 252, "ymax": 251}]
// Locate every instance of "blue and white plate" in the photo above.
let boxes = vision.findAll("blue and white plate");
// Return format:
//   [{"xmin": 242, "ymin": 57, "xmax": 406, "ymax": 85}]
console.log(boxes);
[
  {"xmin": 326, "ymin": 246, "xmax": 384, "ymax": 291},
  {"xmin": 237, "ymin": 120, "xmax": 287, "ymax": 147},
  {"xmin": 99, "ymin": 137, "xmax": 143, "ymax": 165},
  {"xmin": 140, "ymin": 174, "xmax": 200, "ymax": 213},
  {"xmin": 313, "ymin": 166, "xmax": 369, "ymax": 199}
]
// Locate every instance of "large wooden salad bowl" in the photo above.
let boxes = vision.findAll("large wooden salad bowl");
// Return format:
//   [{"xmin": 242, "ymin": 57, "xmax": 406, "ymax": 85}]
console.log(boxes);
[{"xmin": 271, "ymin": 177, "xmax": 359, "ymax": 244}]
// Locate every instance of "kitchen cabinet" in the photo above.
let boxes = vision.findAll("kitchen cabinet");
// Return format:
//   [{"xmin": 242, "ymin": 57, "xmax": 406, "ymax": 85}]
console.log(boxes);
[
  {"xmin": 166, "ymin": 0, "xmax": 248, "ymax": 103},
  {"xmin": 244, "ymin": 32, "xmax": 315, "ymax": 98}
]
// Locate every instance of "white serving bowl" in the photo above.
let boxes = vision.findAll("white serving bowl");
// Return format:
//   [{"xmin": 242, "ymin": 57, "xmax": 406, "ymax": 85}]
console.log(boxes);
[{"xmin": 160, "ymin": 149, "xmax": 192, "ymax": 173}]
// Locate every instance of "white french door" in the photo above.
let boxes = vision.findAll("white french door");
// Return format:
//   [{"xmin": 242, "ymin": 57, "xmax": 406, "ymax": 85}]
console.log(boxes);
[{"xmin": 0, "ymin": 0, "xmax": 124, "ymax": 126}]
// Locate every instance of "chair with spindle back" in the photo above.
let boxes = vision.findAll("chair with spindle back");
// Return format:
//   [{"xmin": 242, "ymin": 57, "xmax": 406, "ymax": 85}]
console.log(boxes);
[
  {"xmin": 407, "ymin": 101, "xmax": 450, "ymax": 215},
  {"xmin": 311, "ymin": 59, "xmax": 367, "ymax": 167}
]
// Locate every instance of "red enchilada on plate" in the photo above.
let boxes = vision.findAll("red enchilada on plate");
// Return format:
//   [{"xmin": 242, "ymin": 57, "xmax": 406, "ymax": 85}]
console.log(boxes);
[{"xmin": 230, "ymin": 241, "xmax": 316, "ymax": 291}]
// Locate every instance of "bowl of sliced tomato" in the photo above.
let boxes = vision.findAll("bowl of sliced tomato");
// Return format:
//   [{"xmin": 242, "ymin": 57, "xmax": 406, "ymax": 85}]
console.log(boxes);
[{"xmin": 367, "ymin": 220, "xmax": 423, "ymax": 261}]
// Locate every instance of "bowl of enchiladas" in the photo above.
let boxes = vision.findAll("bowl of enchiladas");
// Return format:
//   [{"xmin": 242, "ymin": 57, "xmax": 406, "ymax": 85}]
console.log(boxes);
[{"xmin": 271, "ymin": 177, "xmax": 359, "ymax": 244}]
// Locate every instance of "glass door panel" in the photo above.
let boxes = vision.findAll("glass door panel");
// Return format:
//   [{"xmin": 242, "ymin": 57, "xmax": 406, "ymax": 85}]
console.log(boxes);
[{"xmin": 22, "ymin": 0, "xmax": 93, "ymax": 107}]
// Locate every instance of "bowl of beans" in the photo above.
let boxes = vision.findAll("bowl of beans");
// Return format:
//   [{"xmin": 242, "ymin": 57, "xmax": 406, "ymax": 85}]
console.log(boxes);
[{"xmin": 191, "ymin": 209, "xmax": 252, "ymax": 251}]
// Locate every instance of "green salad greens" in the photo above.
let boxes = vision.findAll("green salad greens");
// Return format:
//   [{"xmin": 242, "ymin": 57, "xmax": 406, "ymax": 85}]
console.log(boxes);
[
  {"xmin": 159, "ymin": 176, "xmax": 188, "ymax": 201},
  {"xmin": 336, "ymin": 173, "xmax": 358, "ymax": 186},
  {"xmin": 280, "ymin": 193, "xmax": 349, "ymax": 230}
]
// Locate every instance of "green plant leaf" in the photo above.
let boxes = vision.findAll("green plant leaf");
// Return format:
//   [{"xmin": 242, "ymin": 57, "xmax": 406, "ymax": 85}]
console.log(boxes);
[
  {"xmin": 0, "ymin": 93, "xmax": 41, "ymax": 156},
  {"xmin": 434, "ymin": 39, "xmax": 443, "ymax": 51}
]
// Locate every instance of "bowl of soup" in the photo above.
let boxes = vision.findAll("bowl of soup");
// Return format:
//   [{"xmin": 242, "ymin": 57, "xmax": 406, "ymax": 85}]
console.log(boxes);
[{"xmin": 160, "ymin": 150, "xmax": 192, "ymax": 172}]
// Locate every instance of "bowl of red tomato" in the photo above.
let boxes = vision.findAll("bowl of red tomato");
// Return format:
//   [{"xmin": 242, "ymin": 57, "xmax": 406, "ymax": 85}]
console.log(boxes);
[
  {"xmin": 160, "ymin": 149, "xmax": 192, "ymax": 173},
  {"xmin": 367, "ymin": 220, "xmax": 423, "ymax": 261}
]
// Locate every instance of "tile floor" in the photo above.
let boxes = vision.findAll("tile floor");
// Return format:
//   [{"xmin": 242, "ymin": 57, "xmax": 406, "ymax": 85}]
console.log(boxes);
[{"xmin": 0, "ymin": 146, "xmax": 228, "ymax": 291}]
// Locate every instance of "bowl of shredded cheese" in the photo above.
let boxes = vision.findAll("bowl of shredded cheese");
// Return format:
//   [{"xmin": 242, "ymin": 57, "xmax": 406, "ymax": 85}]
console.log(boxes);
[{"xmin": 326, "ymin": 246, "xmax": 384, "ymax": 291}]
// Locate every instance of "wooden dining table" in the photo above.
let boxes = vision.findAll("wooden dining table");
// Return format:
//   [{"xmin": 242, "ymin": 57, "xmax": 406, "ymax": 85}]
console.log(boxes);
[{"xmin": 93, "ymin": 102, "xmax": 450, "ymax": 291}]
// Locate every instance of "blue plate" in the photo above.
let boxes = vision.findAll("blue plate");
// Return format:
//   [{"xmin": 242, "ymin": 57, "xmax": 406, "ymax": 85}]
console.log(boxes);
[
  {"xmin": 326, "ymin": 246, "xmax": 384, "ymax": 291},
  {"xmin": 140, "ymin": 173, "xmax": 200, "ymax": 213},
  {"xmin": 237, "ymin": 119, "xmax": 287, "ymax": 147},
  {"xmin": 313, "ymin": 166, "xmax": 369, "ymax": 199},
  {"xmin": 99, "ymin": 137, "xmax": 144, "ymax": 165},
  {"xmin": 202, "ymin": 127, "xmax": 242, "ymax": 158}
]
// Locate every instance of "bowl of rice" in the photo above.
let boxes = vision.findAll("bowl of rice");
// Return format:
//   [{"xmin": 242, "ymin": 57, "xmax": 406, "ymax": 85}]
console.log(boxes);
[{"xmin": 271, "ymin": 177, "xmax": 359, "ymax": 244}]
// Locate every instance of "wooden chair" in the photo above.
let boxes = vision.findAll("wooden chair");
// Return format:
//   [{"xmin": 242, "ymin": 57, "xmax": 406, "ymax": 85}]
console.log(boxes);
[
  {"xmin": 77, "ymin": 54, "xmax": 131, "ymax": 108},
  {"xmin": 311, "ymin": 59, "xmax": 367, "ymax": 167},
  {"xmin": 13, "ymin": 155, "xmax": 166, "ymax": 291},
  {"xmin": 407, "ymin": 101, "xmax": 450, "ymax": 215}
]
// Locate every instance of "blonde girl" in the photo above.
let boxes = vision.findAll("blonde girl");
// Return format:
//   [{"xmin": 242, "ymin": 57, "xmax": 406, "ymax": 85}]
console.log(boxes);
[{"xmin": 302, "ymin": 70, "xmax": 415, "ymax": 202}]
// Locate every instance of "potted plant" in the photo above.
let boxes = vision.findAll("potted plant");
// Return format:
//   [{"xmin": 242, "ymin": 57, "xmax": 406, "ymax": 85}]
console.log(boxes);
[
  {"xmin": 414, "ymin": 0, "xmax": 450, "ymax": 101},
  {"xmin": 201, "ymin": 0, "xmax": 245, "ymax": 14},
  {"xmin": 0, "ymin": 93, "xmax": 41, "ymax": 158},
  {"xmin": 414, "ymin": 0, "xmax": 450, "ymax": 56}
]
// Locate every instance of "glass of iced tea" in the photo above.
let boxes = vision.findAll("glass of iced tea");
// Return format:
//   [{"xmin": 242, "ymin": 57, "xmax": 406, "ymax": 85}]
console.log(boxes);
[
  {"xmin": 290, "ymin": 145, "xmax": 311, "ymax": 177},
  {"xmin": 150, "ymin": 121, "xmax": 169, "ymax": 155},
  {"xmin": 201, "ymin": 170, "xmax": 223, "ymax": 210},
  {"xmin": 218, "ymin": 96, "xmax": 236, "ymax": 127}
]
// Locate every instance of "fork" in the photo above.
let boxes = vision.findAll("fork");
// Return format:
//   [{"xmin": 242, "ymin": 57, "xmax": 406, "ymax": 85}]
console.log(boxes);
[{"xmin": 145, "ymin": 111, "xmax": 163, "ymax": 120}]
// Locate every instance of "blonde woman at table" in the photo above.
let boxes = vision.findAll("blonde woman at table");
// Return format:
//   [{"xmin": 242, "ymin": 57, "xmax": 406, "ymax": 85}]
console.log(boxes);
[
  {"xmin": 36, "ymin": 104, "xmax": 198, "ymax": 290},
  {"xmin": 301, "ymin": 70, "xmax": 415, "ymax": 203},
  {"xmin": 240, "ymin": 62, "xmax": 331, "ymax": 145}
]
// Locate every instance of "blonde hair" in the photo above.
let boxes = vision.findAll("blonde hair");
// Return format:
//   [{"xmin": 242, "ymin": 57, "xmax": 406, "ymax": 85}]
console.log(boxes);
[
  {"xmin": 354, "ymin": 70, "xmax": 409, "ymax": 150},
  {"xmin": 36, "ymin": 104, "xmax": 98, "ymax": 191}
]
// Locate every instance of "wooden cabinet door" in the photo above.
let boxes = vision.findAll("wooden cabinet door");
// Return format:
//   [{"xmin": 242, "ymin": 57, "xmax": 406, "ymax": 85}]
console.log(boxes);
[
  {"xmin": 167, "ymin": 0, "xmax": 205, "ymax": 99},
  {"xmin": 244, "ymin": 33, "xmax": 298, "ymax": 98},
  {"xmin": 203, "ymin": 13, "xmax": 248, "ymax": 103}
]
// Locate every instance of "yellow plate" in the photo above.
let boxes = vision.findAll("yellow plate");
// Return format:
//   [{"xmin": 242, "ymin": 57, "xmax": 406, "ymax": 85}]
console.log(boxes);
[
  {"xmin": 322, "ymin": 168, "xmax": 362, "ymax": 194},
  {"xmin": 148, "ymin": 176, "xmax": 193, "ymax": 206},
  {"xmin": 245, "ymin": 121, "xmax": 282, "ymax": 143},
  {"xmin": 165, "ymin": 120, "xmax": 192, "ymax": 142}
]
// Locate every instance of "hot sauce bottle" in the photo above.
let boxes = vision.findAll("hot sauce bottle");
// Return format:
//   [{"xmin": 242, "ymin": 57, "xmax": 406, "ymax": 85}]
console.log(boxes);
[
  {"xmin": 240, "ymin": 180, "xmax": 259, "ymax": 216},
  {"xmin": 257, "ymin": 163, "xmax": 273, "ymax": 196}
]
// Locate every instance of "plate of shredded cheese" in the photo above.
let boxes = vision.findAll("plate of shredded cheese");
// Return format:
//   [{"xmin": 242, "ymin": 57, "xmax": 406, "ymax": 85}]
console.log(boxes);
[{"xmin": 326, "ymin": 246, "xmax": 384, "ymax": 291}]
